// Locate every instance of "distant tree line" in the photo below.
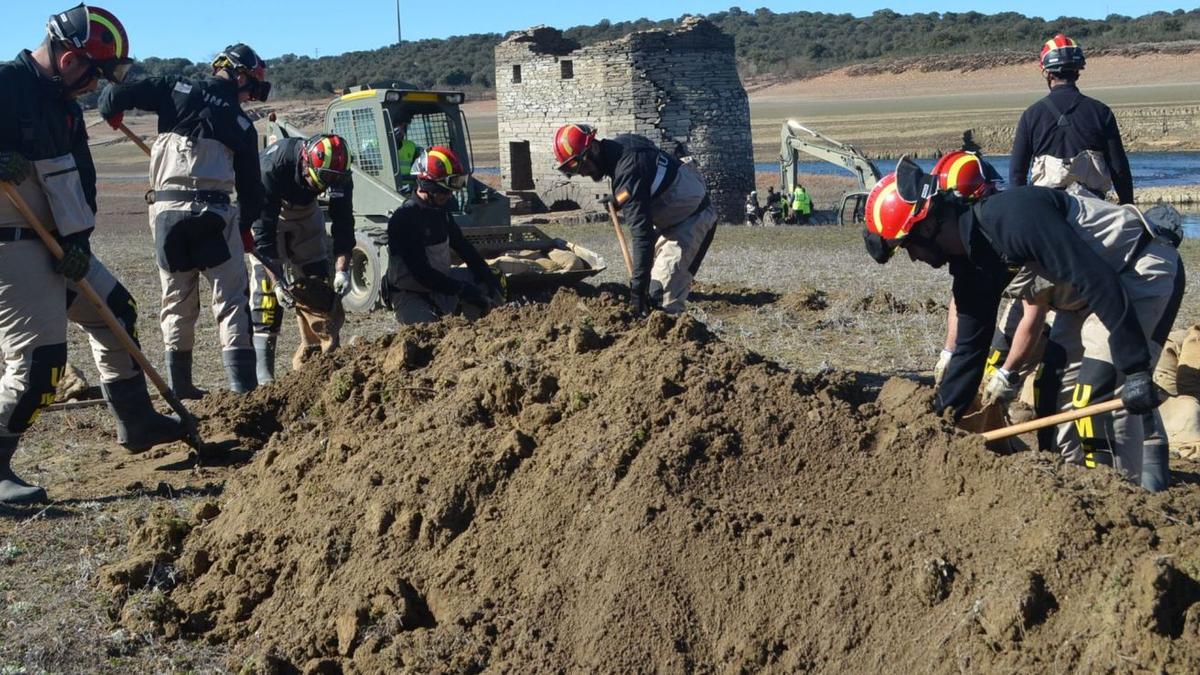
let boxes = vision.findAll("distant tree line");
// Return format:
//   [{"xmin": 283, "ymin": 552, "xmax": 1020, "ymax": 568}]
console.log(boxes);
[{"xmin": 103, "ymin": 8, "xmax": 1200, "ymax": 99}]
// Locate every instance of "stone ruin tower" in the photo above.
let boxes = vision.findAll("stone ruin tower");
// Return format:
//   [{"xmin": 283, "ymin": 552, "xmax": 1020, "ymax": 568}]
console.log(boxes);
[{"xmin": 494, "ymin": 17, "xmax": 754, "ymax": 224}]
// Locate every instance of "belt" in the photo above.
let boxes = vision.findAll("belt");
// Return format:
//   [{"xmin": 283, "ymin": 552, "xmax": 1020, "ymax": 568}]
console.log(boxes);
[
  {"xmin": 0, "ymin": 227, "xmax": 43, "ymax": 242},
  {"xmin": 146, "ymin": 189, "xmax": 231, "ymax": 205}
]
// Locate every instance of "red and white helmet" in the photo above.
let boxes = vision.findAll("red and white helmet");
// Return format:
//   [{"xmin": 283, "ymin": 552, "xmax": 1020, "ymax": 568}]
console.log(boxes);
[
  {"xmin": 553, "ymin": 123, "xmax": 597, "ymax": 172},
  {"xmin": 303, "ymin": 134, "xmax": 352, "ymax": 191},
  {"xmin": 931, "ymin": 150, "xmax": 995, "ymax": 201},
  {"xmin": 865, "ymin": 172, "xmax": 933, "ymax": 243},
  {"xmin": 413, "ymin": 145, "xmax": 468, "ymax": 192},
  {"xmin": 1040, "ymin": 34, "xmax": 1085, "ymax": 73},
  {"xmin": 47, "ymin": 4, "xmax": 133, "ymax": 83}
]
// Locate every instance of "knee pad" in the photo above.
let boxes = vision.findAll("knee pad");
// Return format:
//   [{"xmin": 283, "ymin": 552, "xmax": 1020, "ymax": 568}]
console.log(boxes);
[
  {"xmin": 105, "ymin": 283, "xmax": 140, "ymax": 346},
  {"xmin": 7, "ymin": 343, "xmax": 67, "ymax": 433},
  {"xmin": 1073, "ymin": 357, "xmax": 1118, "ymax": 468}
]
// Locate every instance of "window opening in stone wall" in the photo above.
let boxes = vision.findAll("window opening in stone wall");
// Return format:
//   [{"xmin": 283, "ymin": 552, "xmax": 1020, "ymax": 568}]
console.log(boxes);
[
  {"xmin": 560, "ymin": 60, "xmax": 573, "ymax": 80},
  {"xmin": 512, "ymin": 65, "xmax": 522, "ymax": 84},
  {"xmin": 333, "ymin": 108, "xmax": 383, "ymax": 176},
  {"xmin": 509, "ymin": 141, "xmax": 533, "ymax": 190}
]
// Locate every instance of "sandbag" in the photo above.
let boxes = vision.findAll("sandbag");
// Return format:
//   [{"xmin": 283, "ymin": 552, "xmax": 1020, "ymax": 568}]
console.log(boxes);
[
  {"xmin": 490, "ymin": 256, "xmax": 544, "ymax": 276},
  {"xmin": 548, "ymin": 248, "xmax": 589, "ymax": 271},
  {"xmin": 1160, "ymin": 395, "xmax": 1200, "ymax": 460}
]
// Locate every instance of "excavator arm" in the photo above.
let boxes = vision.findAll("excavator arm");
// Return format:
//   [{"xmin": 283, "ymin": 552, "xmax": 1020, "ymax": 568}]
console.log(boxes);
[{"xmin": 779, "ymin": 120, "xmax": 882, "ymax": 225}]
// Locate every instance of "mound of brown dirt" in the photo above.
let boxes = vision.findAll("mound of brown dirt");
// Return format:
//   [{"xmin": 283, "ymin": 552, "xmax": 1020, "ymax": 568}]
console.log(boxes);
[
  {"xmin": 853, "ymin": 290, "xmax": 941, "ymax": 314},
  {"xmin": 778, "ymin": 286, "xmax": 829, "ymax": 313},
  {"xmin": 103, "ymin": 290, "xmax": 1200, "ymax": 672}
]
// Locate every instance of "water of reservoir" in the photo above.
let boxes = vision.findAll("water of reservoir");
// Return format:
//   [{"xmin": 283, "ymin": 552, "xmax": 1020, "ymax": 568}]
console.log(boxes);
[{"xmin": 759, "ymin": 151, "xmax": 1200, "ymax": 235}]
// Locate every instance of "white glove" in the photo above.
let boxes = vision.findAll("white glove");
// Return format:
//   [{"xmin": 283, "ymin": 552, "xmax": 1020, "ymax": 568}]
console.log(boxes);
[
  {"xmin": 933, "ymin": 349, "xmax": 953, "ymax": 386},
  {"xmin": 982, "ymin": 368, "xmax": 1018, "ymax": 408},
  {"xmin": 274, "ymin": 285, "xmax": 295, "ymax": 309},
  {"xmin": 333, "ymin": 270, "xmax": 352, "ymax": 297}
]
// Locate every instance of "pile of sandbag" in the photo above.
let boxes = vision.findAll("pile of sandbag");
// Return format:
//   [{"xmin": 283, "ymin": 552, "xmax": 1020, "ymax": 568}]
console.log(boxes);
[
  {"xmin": 487, "ymin": 247, "xmax": 589, "ymax": 276},
  {"xmin": 1155, "ymin": 325, "xmax": 1200, "ymax": 460}
]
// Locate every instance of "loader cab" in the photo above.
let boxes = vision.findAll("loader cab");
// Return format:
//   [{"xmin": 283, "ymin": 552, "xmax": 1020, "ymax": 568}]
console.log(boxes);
[{"xmin": 325, "ymin": 86, "xmax": 504, "ymax": 225}]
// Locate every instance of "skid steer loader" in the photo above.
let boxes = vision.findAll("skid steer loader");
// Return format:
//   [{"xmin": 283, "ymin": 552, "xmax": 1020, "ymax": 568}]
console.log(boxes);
[{"xmin": 267, "ymin": 84, "xmax": 604, "ymax": 312}]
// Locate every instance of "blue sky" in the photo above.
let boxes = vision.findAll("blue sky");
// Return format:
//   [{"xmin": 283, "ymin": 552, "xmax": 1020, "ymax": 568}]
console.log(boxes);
[{"xmin": 3, "ymin": 1, "xmax": 1185, "ymax": 62}]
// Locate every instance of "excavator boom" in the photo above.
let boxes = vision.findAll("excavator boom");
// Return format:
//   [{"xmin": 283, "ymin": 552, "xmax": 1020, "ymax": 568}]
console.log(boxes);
[{"xmin": 779, "ymin": 120, "xmax": 881, "ymax": 225}]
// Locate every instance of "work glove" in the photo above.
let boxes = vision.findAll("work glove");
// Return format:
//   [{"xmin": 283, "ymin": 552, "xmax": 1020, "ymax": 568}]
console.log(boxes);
[
  {"xmin": 333, "ymin": 270, "xmax": 352, "ymax": 297},
  {"xmin": 104, "ymin": 111, "xmax": 124, "ymax": 131},
  {"xmin": 629, "ymin": 286, "xmax": 650, "ymax": 318},
  {"xmin": 981, "ymin": 368, "xmax": 1018, "ymax": 408},
  {"xmin": 459, "ymin": 282, "xmax": 488, "ymax": 309},
  {"xmin": 240, "ymin": 228, "xmax": 256, "ymax": 255},
  {"xmin": 55, "ymin": 231, "xmax": 92, "ymax": 281},
  {"xmin": 475, "ymin": 268, "xmax": 506, "ymax": 304},
  {"xmin": 274, "ymin": 284, "xmax": 295, "ymax": 309},
  {"xmin": 1122, "ymin": 370, "xmax": 1162, "ymax": 416},
  {"xmin": 933, "ymin": 349, "xmax": 953, "ymax": 386},
  {"xmin": 0, "ymin": 151, "xmax": 31, "ymax": 184}
]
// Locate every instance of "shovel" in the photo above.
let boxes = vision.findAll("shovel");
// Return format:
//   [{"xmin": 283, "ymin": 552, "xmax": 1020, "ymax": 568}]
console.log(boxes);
[
  {"xmin": 1, "ymin": 182, "xmax": 207, "ymax": 455},
  {"xmin": 605, "ymin": 198, "xmax": 635, "ymax": 279},
  {"xmin": 980, "ymin": 398, "xmax": 1126, "ymax": 442}
]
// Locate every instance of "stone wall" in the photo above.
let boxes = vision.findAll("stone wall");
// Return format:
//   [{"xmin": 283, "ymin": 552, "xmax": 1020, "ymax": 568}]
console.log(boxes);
[{"xmin": 495, "ymin": 18, "xmax": 754, "ymax": 223}]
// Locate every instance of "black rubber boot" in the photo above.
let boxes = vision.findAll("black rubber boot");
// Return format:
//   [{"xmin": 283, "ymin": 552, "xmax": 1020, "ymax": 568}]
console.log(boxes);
[
  {"xmin": 1141, "ymin": 414, "xmax": 1170, "ymax": 492},
  {"xmin": 253, "ymin": 334, "xmax": 277, "ymax": 386},
  {"xmin": 102, "ymin": 374, "xmax": 187, "ymax": 453},
  {"xmin": 0, "ymin": 435, "xmax": 47, "ymax": 504},
  {"xmin": 223, "ymin": 348, "xmax": 258, "ymax": 394},
  {"xmin": 165, "ymin": 350, "xmax": 208, "ymax": 400}
]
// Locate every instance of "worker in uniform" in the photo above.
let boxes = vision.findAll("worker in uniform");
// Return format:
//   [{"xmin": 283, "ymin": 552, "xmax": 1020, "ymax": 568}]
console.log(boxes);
[
  {"xmin": 392, "ymin": 116, "xmax": 419, "ymax": 186},
  {"xmin": 385, "ymin": 145, "xmax": 501, "ymax": 325},
  {"xmin": 790, "ymin": 183, "xmax": 812, "ymax": 224},
  {"xmin": 864, "ymin": 157, "xmax": 1181, "ymax": 491},
  {"xmin": 249, "ymin": 134, "xmax": 354, "ymax": 384},
  {"xmin": 99, "ymin": 43, "xmax": 270, "ymax": 396},
  {"xmin": 553, "ymin": 124, "xmax": 717, "ymax": 316},
  {"xmin": 1010, "ymin": 34, "xmax": 1133, "ymax": 204},
  {"xmin": 0, "ymin": 5, "xmax": 185, "ymax": 503},
  {"xmin": 980, "ymin": 203, "xmax": 1184, "ymax": 463},
  {"xmin": 744, "ymin": 190, "xmax": 761, "ymax": 226},
  {"xmin": 764, "ymin": 186, "xmax": 783, "ymax": 226}
]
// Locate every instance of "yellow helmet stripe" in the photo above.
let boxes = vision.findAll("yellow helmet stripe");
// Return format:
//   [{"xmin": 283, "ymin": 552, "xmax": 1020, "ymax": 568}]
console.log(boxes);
[
  {"xmin": 559, "ymin": 131, "xmax": 575, "ymax": 158},
  {"xmin": 89, "ymin": 12, "xmax": 125, "ymax": 58},
  {"xmin": 945, "ymin": 154, "xmax": 977, "ymax": 191},
  {"xmin": 428, "ymin": 149, "xmax": 455, "ymax": 175},
  {"xmin": 871, "ymin": 181, "xmax": 898, "ymax": 235}
]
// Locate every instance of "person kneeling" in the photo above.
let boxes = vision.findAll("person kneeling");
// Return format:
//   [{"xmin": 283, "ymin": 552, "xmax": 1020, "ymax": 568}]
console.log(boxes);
[{"xmin": 385, "ymin": 146, "xmax": 501, "ymax": 325}]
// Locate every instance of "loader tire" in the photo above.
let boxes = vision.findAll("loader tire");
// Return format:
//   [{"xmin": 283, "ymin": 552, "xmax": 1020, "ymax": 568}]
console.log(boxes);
[{"xmin": 343, "ymin": 231, "xmax": 387, "ymax": 313}]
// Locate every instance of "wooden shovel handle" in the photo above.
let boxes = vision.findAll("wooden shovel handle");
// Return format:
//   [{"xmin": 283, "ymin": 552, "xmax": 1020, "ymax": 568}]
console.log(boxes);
[
  {"xmin": 0, "ymin": 182, "xmax": 203, "ymax": 451},
  {"xmin": 980, "ymin": 398, "xmax": 1126, "ymax": 442},
  {"xmin": 606, "ymin": 200, "xmax": 635, "ymax": 279},
  {"xmin": 117, "ymin": 122, "xmax": 152, "ymax": 156}
]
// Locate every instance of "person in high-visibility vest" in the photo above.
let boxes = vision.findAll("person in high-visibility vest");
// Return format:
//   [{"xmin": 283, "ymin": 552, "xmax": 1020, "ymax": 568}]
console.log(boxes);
[
  {"xmin": 392, "ymin": 117, "xmax": 419, "ymax": 188},
  {"xmin": 791, "ymin": 184, "xmax": 812, "ymax": 224}
]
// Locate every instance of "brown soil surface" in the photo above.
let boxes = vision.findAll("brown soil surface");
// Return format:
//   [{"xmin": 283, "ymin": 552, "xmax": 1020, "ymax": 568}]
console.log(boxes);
[
  {"xmin": 756, "ymin": 52, "xmax": 1200, "ymax": 102},
  {"xmin": 96, "ymin": 289, "xmax": 1200, "ymax": 673}
]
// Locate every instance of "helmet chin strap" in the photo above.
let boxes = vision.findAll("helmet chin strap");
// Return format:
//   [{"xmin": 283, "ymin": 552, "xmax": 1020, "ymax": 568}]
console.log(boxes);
[{"xmin": 48, "ymin": 46, "xmax": 93, "ymax": 97}]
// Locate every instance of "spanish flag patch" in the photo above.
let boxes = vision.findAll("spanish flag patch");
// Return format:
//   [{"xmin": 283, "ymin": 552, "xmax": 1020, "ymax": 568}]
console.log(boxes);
[{"xmin": 615, "ymin": 189, "xmax": 631, "ymax": 205}]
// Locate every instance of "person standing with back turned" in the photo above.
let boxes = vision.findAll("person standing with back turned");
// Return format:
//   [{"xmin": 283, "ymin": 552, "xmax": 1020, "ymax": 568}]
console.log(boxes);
[
  {"xmin": 1009, "ymin": 34, "xmax": 1133, "ymax": 204},
  {"xmin": 99, "ymin": 44, "xmax": 271, "ymax": 396}
]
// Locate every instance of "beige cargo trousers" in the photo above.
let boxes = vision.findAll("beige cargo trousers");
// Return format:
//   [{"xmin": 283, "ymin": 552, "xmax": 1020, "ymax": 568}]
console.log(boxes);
[
  {"xmin": 0, "ymin": 156, "xmax": 142, "ymax": 434},
  {"xmin": 148, "ymin": 134, "xmax": 253, "ymax": 355}
]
